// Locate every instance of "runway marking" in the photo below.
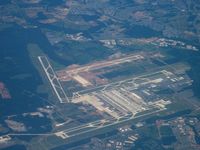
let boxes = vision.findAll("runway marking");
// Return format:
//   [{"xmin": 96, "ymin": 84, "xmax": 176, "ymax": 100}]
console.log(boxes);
[{"xmin": 38, "ymin": 56, "xmax": 69, "ymax": 103}]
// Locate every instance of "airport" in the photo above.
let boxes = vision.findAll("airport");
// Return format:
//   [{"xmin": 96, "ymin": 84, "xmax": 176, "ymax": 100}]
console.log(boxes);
[
  {"xmin": 1, "ymin": 50, "xmax": 193, "ymax": 150},
  {"xmin": 37, "ymin": 50, "xmax": 193, "ymax": 142}
]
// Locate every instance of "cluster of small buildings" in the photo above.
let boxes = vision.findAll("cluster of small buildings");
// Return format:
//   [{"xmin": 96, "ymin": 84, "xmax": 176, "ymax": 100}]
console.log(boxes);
[{"xmin": 152, "ymin": 38, "xmax": 198, "ymax": 51}]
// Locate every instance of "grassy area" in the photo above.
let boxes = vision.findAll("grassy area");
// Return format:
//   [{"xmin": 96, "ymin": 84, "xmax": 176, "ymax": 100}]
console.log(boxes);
[
  {"xmin": 28, "ymin": 108, "xmax": 170, "ymax": 150},
  {"xmin": 135, "ymin": 108, "xmax": 159, "ymax": 117},
  {"xmin": 28, "ymin": 94, "xmax": 194, "ymax": 150},
  {"xmin": 0, "ymin": 23, "xmax": 13, "ymax": 31},
  {"xmin": 160, "ymin": 125, "xmax": 173, "ymax": 137},
  {"xmin": 27, "ymin": 43, "xmax": 60, "ymax": 104},
  {"xmin": 159, "ymin": 125, "xmax": 176, "ymax": 145},
  {"xmin": 55, "ymin": 40, "xmax": 113, "ymax": 65},
  {"xmin": 137, "ymin": 125, "xmax": 159, "ymax": 139}
]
